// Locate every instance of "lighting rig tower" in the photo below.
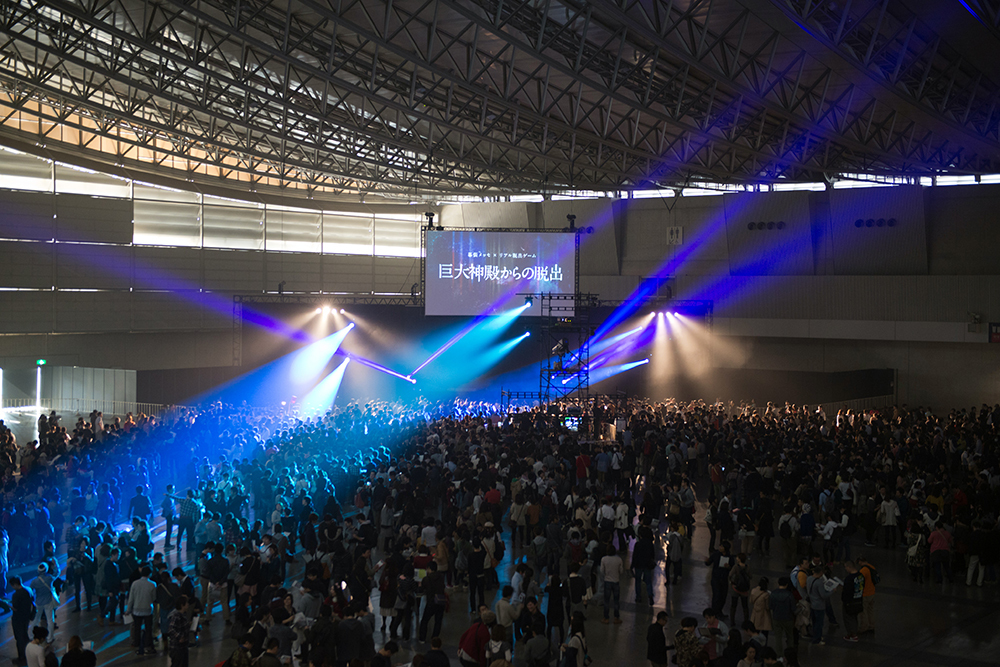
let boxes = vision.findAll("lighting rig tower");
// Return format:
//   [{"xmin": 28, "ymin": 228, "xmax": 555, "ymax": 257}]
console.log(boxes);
[
  {"xmin": 536, "ymin": 214, "xmax": 596, "ymax": 403},
  {"xmin": 538, "ymin": 291, "xmax": 596, "ymax": 404}
]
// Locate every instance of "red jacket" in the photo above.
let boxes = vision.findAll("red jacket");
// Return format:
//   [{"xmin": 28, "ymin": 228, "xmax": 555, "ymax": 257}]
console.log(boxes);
[{"xmin": 458, "ymin": 621, "xmax": 491, "ymax": 666}]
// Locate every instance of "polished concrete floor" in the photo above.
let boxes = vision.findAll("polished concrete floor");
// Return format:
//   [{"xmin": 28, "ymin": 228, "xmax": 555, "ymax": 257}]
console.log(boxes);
[{"xmin": 2, "ymin": 503, "xmax": 998, "ymax": 667}]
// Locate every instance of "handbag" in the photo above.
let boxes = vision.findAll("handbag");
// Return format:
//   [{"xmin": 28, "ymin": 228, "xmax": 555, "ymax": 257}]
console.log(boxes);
[{"xmin": 906, "ymin": 534, "xmax": 923, "ymax": 558}]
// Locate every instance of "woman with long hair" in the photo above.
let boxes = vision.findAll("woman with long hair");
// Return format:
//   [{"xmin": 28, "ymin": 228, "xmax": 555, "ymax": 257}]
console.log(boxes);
[{"xmin": 545, "ymin": 572, "xmax": 566, "ymax": 645}]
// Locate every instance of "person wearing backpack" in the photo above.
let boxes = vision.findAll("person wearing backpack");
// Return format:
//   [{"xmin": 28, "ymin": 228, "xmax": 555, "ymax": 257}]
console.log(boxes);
[
  {"xmin": 856, "ymin": 556, "xmax": 878, "ymax": 635},
  {"xmin": 840, "ymin": 560, "xmax": 864, "ymax": 642},
  {"xmin": 777, "ymin": 506, "xmax": 799, "ymax": 569},
  {"xmin": 561, "ymin": 616, "xmax": 587, "ymax": 667}
]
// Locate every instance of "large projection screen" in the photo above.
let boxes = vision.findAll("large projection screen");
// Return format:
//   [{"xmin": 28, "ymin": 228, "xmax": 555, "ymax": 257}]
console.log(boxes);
[{"xmin": 425, "ymin": 230, "xmax": 576, "ymax": 316}]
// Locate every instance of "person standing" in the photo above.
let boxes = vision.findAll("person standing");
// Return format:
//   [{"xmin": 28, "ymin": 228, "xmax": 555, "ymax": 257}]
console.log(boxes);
[
  {"xmin": 928, "ymin": 523, "xmax": 954, "ymax": 583},
  {"xmin": 126, "ymin": 566, "xmax": 157, "ymax": 655},
  {"xmin": 161, "ymin": 485, "xmax": 176, "ymax": 550},
  {"xmin": 418, "ymin": 561, "xmax": 447, "ymax": 642},
  {"xmin": 748, "ymin": 577, "xmax": 772, "ymax": 642},
  {"xmin": 544, "ymin": 573, "xmax": 566, "ymax": 645},
  {"xmin": 631, "ymin": 526, "xmax": 656, "ymax": 604},
  {"xmin": 169, "ymin": 490, "xmax": 202, "ymax": 553},
  {"xmin": 840, "ymin": 561, "xmax": 864, "ymax": 642},
  {"xmin": 768, "ymin": 577, "xmax": 797, "ymax": 655},
  {"xmin": 806, "ymin": 567, "xmax": 836, "ymax": 645},
  {"xmin": 856, "ymin": 556, "xmax": 878, "ymax": 635},
  {"xmin": 673, "ymin": 617, "xmax": 701, "ymax": 667},
  {"xmin": 25, "ymin": 626, "xmax": 48, "ymax": 667},
  {"xmin": 9, "ymin": 576, "xmax": 34, "ymax": 666},
  {"xmin": 167, "ymin": 595, "xmax": 192, "ymax": 667},
  {"xmin": 600, "ymin": 545, "xmax": 624, "ymax": 624},
  {"xmin": 467, "ymin": 539, "xmax": 486, "ymax": 614},
  {"xmin": 705, "ymin": 541, "xmax": 732, "ymax": 615},
  {"xmin": 728, "ymin": 553, "xmax": 751, "ymax": 625},
  {"xmin": 98, "ymin": 548, "xmax": 121, "ymax": 626},
  {"xmin": 30, "ymin": 564, "xmax": 57, "ymax": 631},
  {"xmin": 665, "ymin": 523, "xmax": 685, "ymax": 586},
  {"xmin": 646, "ymin": 611, "xmax": 671, "ymax": 667},
  {"xmin": 877, "ymin": 491, "xmax": 900, "ymax": 548}
]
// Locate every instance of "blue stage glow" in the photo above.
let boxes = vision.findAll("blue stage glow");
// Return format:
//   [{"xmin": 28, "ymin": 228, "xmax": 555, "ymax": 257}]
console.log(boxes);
[
  {"xmin": 300, "ymin": 358, "xmax": 351, "ymax": 415},
  {"xmin": 290, "ymin": 323, "xmax": 354, "ymax": 383},
  {"xmin": 589, "ymin": 325, "xmax": 645, "ymax": 356},
  {"xmin": 410, "ymin": 303, "xmax": 529, "ymax": 376},
  {"xmin": 589, "ymin": 358, "xmax": 650, "ymax": 384},
  {"xmin": 590, "ymin": 200, "xmax": 739, "ymax": 343}
]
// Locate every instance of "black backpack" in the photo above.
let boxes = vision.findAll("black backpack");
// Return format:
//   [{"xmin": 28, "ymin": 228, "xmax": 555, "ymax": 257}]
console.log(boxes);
[{"xmin": 779, "ymin": 519, "xmax": 792, "ymax": 539}]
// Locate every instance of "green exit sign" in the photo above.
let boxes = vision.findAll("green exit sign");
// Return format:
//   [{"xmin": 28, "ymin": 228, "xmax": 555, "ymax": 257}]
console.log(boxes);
[{"xmin": 36, "ymin": 359, "xmax": 46, "ymax": 366}]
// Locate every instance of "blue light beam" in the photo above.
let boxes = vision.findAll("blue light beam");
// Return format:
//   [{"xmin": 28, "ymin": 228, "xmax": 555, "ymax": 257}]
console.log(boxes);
[
  {"xmin": 290, "ymin": 323, "xmax": 354, "ymax": 383},
  {"xmin": 300, "ymin": 358, "xmax": 351, "ymax": 415},
  {"xmin": 590, "ymin": 358, "xmax": 651, "ymax": 384},
  {"xmin": 410, "ymin": 303, "xmax": 530, "ymax": 376}
]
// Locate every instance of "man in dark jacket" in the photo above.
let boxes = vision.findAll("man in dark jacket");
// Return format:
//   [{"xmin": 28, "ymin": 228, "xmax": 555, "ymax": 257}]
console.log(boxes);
[
  {"xmin": 632, "ymin": 526, "xmax": 656, "ymax": 604},
  {"xmin": 204, "ymin": 544, "xmax": 230, "ymax": 623},
  {"xmin": 646, "ymin": 611, "xmax": 670, "ymax": 667},
  {"xmin": 768, "ymin": 576, "xmax": 797, "ymax": 654},
  {"xmin": 9, "ymin": 576, "xmax": 33, "ymax": 666},
  {"xmin": 307, "ymin": 605, "xmax": 338, "ymax": 667},
  {"xmin": 418, "ymin": 561, "xmax": 447, "ymax": 642},
  {"xmin": 841, "ymin": 560, "xmax": 865, "ymax": 642},
  {"xmin": 336, "ymin": 605, "xmax": 363, "ymax": 665},
  {"xmin": 424, "ymin": 636, "xmax": 450, "ymax": 667}
]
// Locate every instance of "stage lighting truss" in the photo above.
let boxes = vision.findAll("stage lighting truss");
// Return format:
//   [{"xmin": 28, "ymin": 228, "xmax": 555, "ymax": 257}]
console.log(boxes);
[{"xmin": 538, "ymin": 292, "xmax": 597, "ymax": 403}]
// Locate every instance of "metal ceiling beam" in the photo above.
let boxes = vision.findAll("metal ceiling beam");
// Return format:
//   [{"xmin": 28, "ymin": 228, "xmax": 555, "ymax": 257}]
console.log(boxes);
[
  {"xmin": 769, "ymin": 0, "xmax": 1000, "ymax": 157},
  {"xmin": 0, "ymin": 0, "xmax": 997, "ymax": 198}
]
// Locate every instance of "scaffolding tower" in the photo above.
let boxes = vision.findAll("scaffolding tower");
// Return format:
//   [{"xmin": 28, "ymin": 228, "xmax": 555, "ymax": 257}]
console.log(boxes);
[{"xmin": 537, "ymin": 292, "xmax": 597, "ymax": 404}]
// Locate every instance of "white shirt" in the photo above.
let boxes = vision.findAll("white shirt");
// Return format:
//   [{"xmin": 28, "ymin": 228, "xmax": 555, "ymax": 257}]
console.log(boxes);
[
  {"xmin": 26, "ymin": 641, "xmax": 46, "ymax": 667},
  {"xmin": 879, "ymin": 499, "xmax": 900, "ymax": 526}
]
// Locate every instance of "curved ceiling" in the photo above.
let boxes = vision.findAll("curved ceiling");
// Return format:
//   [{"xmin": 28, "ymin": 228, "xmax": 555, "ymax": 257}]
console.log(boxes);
[{"xmin": 0, "ymin": 0, "xmax": 998, "ymax": 198}]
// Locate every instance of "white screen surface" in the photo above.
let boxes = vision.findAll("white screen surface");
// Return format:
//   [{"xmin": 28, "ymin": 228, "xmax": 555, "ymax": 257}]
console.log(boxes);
[{"xmin": 424, "ymin": 231, "xmax": 576, "ymax": 316}]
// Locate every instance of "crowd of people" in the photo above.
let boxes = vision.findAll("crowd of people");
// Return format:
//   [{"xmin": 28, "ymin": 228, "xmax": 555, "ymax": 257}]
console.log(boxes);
[{"xmin": 0, "ymin": 395, "xmax": 998, "ymax": 667}]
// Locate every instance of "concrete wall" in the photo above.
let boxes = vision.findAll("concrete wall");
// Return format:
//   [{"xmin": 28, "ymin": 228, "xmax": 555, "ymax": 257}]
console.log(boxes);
[{"xmin": 3, "ymin": 182, "xmax": 1000, "ymax": 408}]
